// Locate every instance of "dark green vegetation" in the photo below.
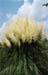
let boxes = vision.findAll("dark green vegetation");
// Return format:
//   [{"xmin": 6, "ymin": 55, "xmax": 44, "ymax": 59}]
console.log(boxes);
[
  {"xmin": 0, "ymin": 38, "xmax": 48, "ymax": 75},
  {"xmin": 43, "ymin": 3, "xmax": 48, "ymax": 7}
]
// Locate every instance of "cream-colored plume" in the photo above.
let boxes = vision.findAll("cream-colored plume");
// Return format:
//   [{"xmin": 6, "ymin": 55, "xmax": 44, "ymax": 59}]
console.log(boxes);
[{"xmin": 0, "ymin": 17, "xmax": 43, "ymax": 47}]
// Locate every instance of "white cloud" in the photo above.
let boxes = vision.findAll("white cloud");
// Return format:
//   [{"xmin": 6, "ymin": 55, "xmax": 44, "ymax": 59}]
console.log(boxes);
[
  {"xmin": 31, "ymin": 0, "xmax": 48, "ymax": 20},
  {"xmin": 0, "ymin": 0, "xmax": 48, "ymax": 39},
  {"xmin": 1, "ymin": 0, "xmax": 48, "ymax": 28},
  {"xmin": 17, "ymin": 0, "xmax": 48, "ymax": 20},
  {"xmin": 17, "ymin": 3, "xmax": 32, "ymax": 17}
]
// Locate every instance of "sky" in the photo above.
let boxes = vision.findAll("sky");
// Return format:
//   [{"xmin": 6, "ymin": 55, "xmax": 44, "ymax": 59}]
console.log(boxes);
[
  {"xmin": 0, "ymin": 0, "xmax": 33, "ymax": 27},
  {"xmin": 0, "ymin": 0, "xmax": 48, "ymax": 38},
  {"xmin": 0, "ymin": 0, "xmax": 23, "ymax": 26}
]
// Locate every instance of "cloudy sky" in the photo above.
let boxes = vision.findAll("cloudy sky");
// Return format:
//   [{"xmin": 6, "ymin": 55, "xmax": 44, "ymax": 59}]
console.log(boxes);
[
  {"xmin": 0, "ymin": 0, "xmax": 48, "ymax": 38},
  {"xmin": 0, "ymin": 0, "xmax": 32, "ymax": 26}
]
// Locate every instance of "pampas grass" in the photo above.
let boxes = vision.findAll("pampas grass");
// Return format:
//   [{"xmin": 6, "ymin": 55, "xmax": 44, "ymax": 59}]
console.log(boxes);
[
  {"xmin": 0, "ymin": 17, "xmax": 48, "ymax": 75},
  {"xmin": 1, "ymin": 17, "xmax": 43, "ymax": 47}
]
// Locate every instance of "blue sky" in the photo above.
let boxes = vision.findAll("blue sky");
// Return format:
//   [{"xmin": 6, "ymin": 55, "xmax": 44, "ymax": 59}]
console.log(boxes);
[
  {"xmin": 0, "ymin": 0, "xmax": 48, "ymax": 36},
  {"xmin": 0, "ymin": 0, "xmax": 33, "ymax": 27},
  {"xmin": 0, "ymin": 0, "xmax": 48, "ymax": 38},
  {"xmin": 0, "ymin": 0, "xmax": 23, "ymax": 27}
]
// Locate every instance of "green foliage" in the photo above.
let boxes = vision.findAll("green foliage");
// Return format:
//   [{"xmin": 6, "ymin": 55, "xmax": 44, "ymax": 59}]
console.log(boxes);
[
  {"xmin": 0, "ymin": 38, "xmax": 48, "ymax": 75},
  {"xmin": 0, "ymin": 17, "xmax": 48, "ymax": 75},
  {"xmin": 43, "ymin": 3, "xmax": 48, "ymax": 7}
]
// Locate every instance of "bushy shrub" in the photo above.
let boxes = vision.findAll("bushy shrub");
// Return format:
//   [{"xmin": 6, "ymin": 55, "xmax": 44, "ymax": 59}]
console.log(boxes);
[{"xmin": 0, "ymin": 17, "xmax": 48, "ymax": 75}]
